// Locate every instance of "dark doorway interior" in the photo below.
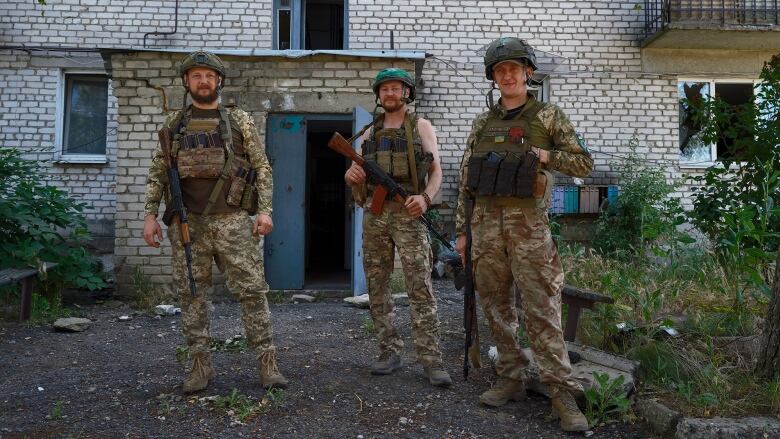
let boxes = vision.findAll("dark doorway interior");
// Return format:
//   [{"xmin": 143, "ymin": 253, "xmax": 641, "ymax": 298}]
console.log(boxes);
[{"xmin": 305, "ymin": 119, "xmax": 352, "ymax": 289}]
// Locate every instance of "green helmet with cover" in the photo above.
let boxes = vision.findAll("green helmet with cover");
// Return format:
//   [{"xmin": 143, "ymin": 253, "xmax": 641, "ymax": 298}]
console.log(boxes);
[
  {"xmin": 483, "ymin": 37, "xmax": 538, "ymax": 80},
  {"xmin": 372, "ymin": 68, "xmax": 416, "ymax": 102},
  {"xmin": 179, "ymin": 51, "xmax": 226, "ymax": 87}
]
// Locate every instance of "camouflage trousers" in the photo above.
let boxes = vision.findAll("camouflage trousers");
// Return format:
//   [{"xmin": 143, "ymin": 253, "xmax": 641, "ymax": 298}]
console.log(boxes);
[
  {"xmin": 169, "ymin": 211, "xmax": 275, "ymax": 360},
  {"xmin": 471, "ymin": 203, "xmax": 582, "ymax": 392},
  {"xmin": 362, "ymin": 204, "xmax": 443, "ymax": 368}
]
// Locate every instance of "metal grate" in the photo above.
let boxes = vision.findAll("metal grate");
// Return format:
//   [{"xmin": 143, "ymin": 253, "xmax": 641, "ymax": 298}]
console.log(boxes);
[{"xmin": 644, "ymin": 0, "xmax": 779, "ymax": 38}]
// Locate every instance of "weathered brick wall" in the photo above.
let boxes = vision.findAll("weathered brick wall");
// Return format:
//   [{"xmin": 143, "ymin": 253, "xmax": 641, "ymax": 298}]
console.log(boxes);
[
  {"xmin": 1, "ymin": 0, "xmax": 272, "ymax": 49},
  {"xmin": 109, "ymin": 51, "xmax": 412, "ymax": 293},
  {"xmin": 0, "ymin": 51, "xmax": 118, "ymax": 230}
]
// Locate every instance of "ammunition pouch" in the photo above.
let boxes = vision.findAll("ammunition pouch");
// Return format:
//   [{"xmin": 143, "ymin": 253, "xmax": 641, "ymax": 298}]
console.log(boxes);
[
  {"xmin": 176, "ymin": 131, "xmax": 226, "ymax": 179},
  {"xmin": 364, "ymin": 136, "xmax": 421, "ymax": 182},
  {"xmin": 224, "ymin": 155, "xmax": 259, "ymax": 214},
  {"xmin": 467, "ymin": 150, "xmax": 544, "ymax": 199}
]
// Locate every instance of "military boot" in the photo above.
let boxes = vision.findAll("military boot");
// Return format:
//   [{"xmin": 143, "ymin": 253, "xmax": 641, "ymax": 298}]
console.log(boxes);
[
  {"xmin": 182, "ymin": 351, "xmax": 215, "ymax": 394},
  {"xmin": 551, "ymin": 388, "xmax": 589, "ymax": 432},
  {"xmin": 423, "ymin": 366, "xmax": 453, "ymax": 387},
  {"xmin": 479, "ymin": 376, "xmax": 527, "ymax": 407},
  {"xmin": 259, "ymin": 350, "xmax": 289, "ymax": 389},
  {"xmin": 370, "ymin": 351, "xmax": 402, "ymax": 375}
]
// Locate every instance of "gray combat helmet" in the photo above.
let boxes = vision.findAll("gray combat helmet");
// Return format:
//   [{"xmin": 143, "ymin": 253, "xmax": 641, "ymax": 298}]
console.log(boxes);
[
  {"xmin": 179, "ymin": 51, "xmax": 226, "ymax": 88},
  {"xmin": 483, "ymin": 37, "xmax": 538, "ymax": 80}
]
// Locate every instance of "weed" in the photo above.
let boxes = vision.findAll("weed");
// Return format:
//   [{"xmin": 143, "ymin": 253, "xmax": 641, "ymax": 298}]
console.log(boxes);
[
  {"xmin": 390, "ymin": 271, "xmax": 406, "ymax": 294},
  {"xmin": 175, "ymin": 345, "xmax": 190, "ymax": 362},
  {"xmin": 362, "ymin": 317, "xmax": 375, "ymax": 334},
  {"xmin": 266, "ymin": 290, "xmax": 287, "ymax": 304},
  {"xmin": 210, "ymin": 335, "xmax": 248, "ymax": 353},
  {"xmin": 584, "ymin": 372, "xmax": 631, "ymax": 427},
  {"xmin": 210, "ymin": 388, "xmax": 284, "ymax": 422},
  {"xmin": 50, "ymin": 400, "xmax": 63, "ymax": 420},
  {"xmin": 131, "ymin": 265, "xmax": 171, "ymax": 311}
]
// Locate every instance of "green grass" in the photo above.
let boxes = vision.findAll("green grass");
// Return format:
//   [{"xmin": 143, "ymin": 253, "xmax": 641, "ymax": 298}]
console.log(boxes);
[{"xmin": 208, "ymin": 388, "xmax": 284, "ymax": 422}]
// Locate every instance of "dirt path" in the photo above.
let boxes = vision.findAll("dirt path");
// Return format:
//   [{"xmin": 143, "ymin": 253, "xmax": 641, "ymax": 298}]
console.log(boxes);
[{"xmin": 0, "ymin": 280, "xmax": 652, "ymax": 438}]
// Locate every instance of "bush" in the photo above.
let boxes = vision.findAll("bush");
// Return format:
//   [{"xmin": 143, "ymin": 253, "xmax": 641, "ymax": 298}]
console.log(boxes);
[
  {"xmin": 593, "ymin": 134, "xmax": 691, "ymax": 260},
  {"xmin": 0, "ymin": 148, "xmax": 105, "ymax": 300}
]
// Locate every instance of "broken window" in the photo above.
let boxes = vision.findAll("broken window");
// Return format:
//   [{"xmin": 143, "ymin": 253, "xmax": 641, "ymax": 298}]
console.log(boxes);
[
  {"xmin": 678, "ymin": 80, "xmax": 756, "ymax": 164},
  {"xmin": 274, "ymin": 0, "xmax": 346, "ymax": 50}
]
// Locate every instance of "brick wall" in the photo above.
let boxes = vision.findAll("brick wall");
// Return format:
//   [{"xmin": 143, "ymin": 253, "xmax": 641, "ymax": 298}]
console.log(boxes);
[{"xmin": 109, "ymin": 51, "xmax": 412, "ymax": 293}]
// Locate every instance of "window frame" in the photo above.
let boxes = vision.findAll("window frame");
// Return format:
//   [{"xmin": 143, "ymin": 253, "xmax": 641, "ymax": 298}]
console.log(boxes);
[
  {"xmin": 677, "ymin": 77, "xmax": 759, "ymax": 169},
  {"xmin": 54, "ymin": 70, "xmax": 109, "ymax": 164},
  {"xmin": 272, "ymin": 0, "xmax": 348, "ymax": 50}
]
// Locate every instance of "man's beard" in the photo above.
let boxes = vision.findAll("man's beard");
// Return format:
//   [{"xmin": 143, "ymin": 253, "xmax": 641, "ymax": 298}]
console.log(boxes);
[
  {"xmin": 190, "ymin": 86, "xmax": 218, "ymax": 104},
  {"xmin": 381, "ymin": 98, "xmax": 405, "ymax": 113}
]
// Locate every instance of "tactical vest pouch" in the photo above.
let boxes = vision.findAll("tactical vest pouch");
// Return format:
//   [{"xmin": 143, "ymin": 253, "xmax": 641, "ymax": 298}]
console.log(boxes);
[
  {"xmin": 240, "ymin": 169, "xmax": 259, "ymax": 215},
  {"xmin": 363, "ymin": 140, "xmax": 377, "ymax": 156},
  {"xmin": 391, "ymin": 137, "xmax": 409, "ymax": 179},
  {"xmin": 177, "ymin": 146, "xmax": 225, "ymax": 179},
  {"xmin": 477, "ymin": 153, "xmax": 502, "ymax": 196},
  {"xmin": 376, "ymin": 137, "xmax": 393, "ymax": 175},
  {"xmin": 226, "ymin": 167, "xmax": 248, "ymax": 207},
  {"xmin": 495, "ymin": 157, "xmax": 521, "ymax": 197},
  {"xmin": 466, "ymin": 156, "xmax": 484, "ymax": 192},
  {"xmin": 515, "ymin": 151, "xmax": 539, "ymax": 199}
]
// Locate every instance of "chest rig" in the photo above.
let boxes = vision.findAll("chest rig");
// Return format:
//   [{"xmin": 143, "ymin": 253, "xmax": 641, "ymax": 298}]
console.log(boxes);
[
  {"xmin": 167, "ymin": 105, "xmax": 257, "ymax": 215},
  {"xmin": 466, "ymin": 96, "xmax": 552, "ymax": 202},
  {"xmin": 361, "ymin": 111, "xmax": 433, "ymax": 197}
]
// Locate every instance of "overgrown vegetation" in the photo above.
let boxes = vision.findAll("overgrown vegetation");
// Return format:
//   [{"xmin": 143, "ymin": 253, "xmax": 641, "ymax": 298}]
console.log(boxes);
[
  {"xmin": 584, "ymin": 372, "xmax": 632, "ymax": 427},
  {"xmin": 0, "ymin": 148, "xmax": 106, "ymax": 320},
  {"xmin": 565, "ymin": 55, "xmax": 780, "ymax": 418},
  {"xmin": 131, "ymin": 265, "xmax": 172, "ymax": 311},
  {"xmin": 175, "ymin": 335, "xmax": 249, "ymax": 361},
  {"xmin": 207, "ymin": 388, "xmax": 284, "ymax": 422}
]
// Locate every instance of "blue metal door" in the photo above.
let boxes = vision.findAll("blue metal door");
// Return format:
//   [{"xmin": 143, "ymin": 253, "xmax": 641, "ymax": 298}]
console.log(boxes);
[
  {"xmin": 264, "ymin": 115, "xmax": 306, "ymax": 289},
  {"xmin": 351, "ymin": 106, "xmax": 372, "ymax": 295}
]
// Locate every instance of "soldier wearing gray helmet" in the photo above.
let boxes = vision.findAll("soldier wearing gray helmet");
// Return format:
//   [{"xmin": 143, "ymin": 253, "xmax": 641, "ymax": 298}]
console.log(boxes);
[
  {"xmin": 455, "ymin": 38, "xmax": 593, "ymax": 432},
  {"xmin": 143, "ymin": 50, "xmax": 288, "ymax": 393}
]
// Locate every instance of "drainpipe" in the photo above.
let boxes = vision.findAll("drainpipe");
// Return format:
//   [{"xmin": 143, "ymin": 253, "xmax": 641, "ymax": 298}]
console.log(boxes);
[{"xmin": 143, "ymin": 0, "xmax": 180, "ymax": 48}]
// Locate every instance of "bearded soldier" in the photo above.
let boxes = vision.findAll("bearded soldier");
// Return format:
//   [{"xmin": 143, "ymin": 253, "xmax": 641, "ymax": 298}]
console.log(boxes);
[
  {"xmin": 344, "ymin": 68, "xmax": 452, "ymax": 387},
  {"xmin": 143, "ymin": 51, "xmax": 288, "ymax": 393},
  {"xmin": 455, "ymin": 38, "xmax": 594, "ymax": 432}
]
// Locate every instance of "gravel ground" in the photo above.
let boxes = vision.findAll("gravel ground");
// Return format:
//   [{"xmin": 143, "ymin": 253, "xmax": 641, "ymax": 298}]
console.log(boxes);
[{"xmin": 0, "ymin": 280, "xmax": 653, "ymax": 438}]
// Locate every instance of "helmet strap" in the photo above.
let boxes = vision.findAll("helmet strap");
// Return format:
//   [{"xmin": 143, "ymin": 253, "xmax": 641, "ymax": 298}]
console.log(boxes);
[{"xmin": 485, "ymin": 82, "xmax": 497, "ymax": 110}]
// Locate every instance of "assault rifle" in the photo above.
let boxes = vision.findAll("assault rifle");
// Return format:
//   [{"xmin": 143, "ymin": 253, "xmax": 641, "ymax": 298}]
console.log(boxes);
[
  {"xmin": 158, "ymin": 127, "xmax": 197, "ymax": 297},
  {"xmin": 327, "ymin": 132, "xmax": 453, "ymax": 252},
  {"xmin": 453, "ymin": 198, "xmax": 481, "ymax": 379}
]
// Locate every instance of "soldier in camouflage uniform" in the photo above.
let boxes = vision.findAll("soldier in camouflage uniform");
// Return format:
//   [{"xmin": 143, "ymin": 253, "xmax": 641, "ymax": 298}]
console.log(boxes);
[
  {"xmin": 142, "ymin": 51, "xmax": 288, "ymax": 393},
  {"xmin": 344, "ymin": 68, "xmax": 452, "ymax": 387},
  {"xmin": 454, "ymin": 38, "xmax": 594, "ymax": 432}
]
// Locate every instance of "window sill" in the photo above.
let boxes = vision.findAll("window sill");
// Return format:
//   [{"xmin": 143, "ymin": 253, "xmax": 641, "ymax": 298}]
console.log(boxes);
[
  {"xmin": 679, "ymin": 161, "xmax": 715, "ymax": 169},
  {"xmin": 54, "ymin": 155, "xmax": 108, "ymax": 165}
]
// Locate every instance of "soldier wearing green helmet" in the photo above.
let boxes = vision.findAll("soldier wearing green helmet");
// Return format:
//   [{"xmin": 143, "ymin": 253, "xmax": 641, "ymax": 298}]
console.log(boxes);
[
  {"xmin": 454, "ymin": 37, "xmax": 594, "ymax": 432},
  {"xmin": 143, "ymin": 50, "xmax": 288, "ymax": 394},
  {"xmin": 345, "ymin": 68, "xmax": 452, "ymax": 387}
]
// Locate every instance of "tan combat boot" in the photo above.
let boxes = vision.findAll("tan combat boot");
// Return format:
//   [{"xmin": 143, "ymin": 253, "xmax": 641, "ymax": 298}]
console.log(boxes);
[
  {"xmin": 551, "ymin": 388, "xmax": 589, "ymax": 432},
  {"xmin": 259, "ymin": 350, "xmax": 289, "ymax": 389},
  {"xmin": 182, "ymin": 351, "xmax": 215, "ymax": 394},
  {"xmin": 479, "ymin": 376, "xmax": 527, "ymax": 407}
]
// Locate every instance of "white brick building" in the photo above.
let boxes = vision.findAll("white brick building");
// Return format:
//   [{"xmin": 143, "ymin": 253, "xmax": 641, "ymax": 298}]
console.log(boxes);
[{"xmin": 2, "ymin": 0, "xmax": 778, "ymax": 293}]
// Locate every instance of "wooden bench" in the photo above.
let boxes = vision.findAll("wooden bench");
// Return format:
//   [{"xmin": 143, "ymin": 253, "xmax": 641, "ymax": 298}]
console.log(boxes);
[
  {"xmin": 561, "ymin": 284, "xmax": 614, "ymax": 342},
  {"xmin": 0, "ymin": 263, "xmax": 57, "ymax": 321}
]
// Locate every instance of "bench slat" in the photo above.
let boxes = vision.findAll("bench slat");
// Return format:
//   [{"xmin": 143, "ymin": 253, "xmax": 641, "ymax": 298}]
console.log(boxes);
[
  {"xmin": 0, "ymin": 268, "xmax": 39, "ymax": 286},
  {"xmin": 562, "ymin": 285, "xmax": 614, "ymax": 304}
]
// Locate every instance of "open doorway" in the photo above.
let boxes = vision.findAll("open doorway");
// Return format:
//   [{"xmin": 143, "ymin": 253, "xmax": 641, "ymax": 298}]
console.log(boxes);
[{"xmin": 305, "ymin": 119, "xmax": 352, "ymax": 289}]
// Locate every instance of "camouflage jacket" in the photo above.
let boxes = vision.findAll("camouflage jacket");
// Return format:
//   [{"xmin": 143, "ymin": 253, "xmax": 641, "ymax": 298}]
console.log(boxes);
[
  {"xmin": 143, "ymin": 106, "xmax": 273, "ymax": 217},
  {"xmin": 455, "ymin": 101, "xmax": 593, "ymax": 234}
]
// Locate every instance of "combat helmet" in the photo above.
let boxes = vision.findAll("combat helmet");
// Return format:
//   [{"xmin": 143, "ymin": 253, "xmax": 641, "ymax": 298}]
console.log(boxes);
[
  {"xmin": 483, "ymin": 37, "xmax": 538, "ymax": 80},
  {"xmin": 179, "ymin": 50, "xmax": 226, "ymax": 88},
  {"xmin": 372, "ymin": 68, "xmax": 416, "ymax": 102}
]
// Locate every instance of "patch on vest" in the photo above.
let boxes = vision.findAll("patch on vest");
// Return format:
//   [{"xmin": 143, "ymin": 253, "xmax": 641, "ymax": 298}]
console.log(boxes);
[
  {"xmin": 486, "ymin": 126, "xmax": 508, "ymax": 143},
  {"xmin": 509, "ymin": 127, "xmax": 525, "ymax": 144}
]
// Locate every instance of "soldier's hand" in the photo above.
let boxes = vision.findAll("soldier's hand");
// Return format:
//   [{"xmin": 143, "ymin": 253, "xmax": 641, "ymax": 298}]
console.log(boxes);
[
  {"xmin": 404, "ymin": 195, "xmax": 427, "ymax": 218},
  {"xmin": 253, "ymin": 214, "xmax": 273, "ymax": 236},
  {"xmin": 455, "ymin": 234, "xmax": 468, "ymax": 266},
  {"xmin": 345, "ymin": 163, "xmax": 366, "ymax": 185},
  {"xmin": 143, "ymin": 214, "xmax": 164, "ymax": 248}
]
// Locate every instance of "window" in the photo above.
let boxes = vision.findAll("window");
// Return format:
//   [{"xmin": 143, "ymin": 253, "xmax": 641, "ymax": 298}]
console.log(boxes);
[
  {"xmin": 274, "ymin": 0, "xmax": 347, "ymax": 50},
  {"xmin": 56, "ymin": 72, "xmax": 109, "ymax": 163},
  {"xmin": 678, "ymin": 79, "xmax": 757, "ymax": 165}
]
